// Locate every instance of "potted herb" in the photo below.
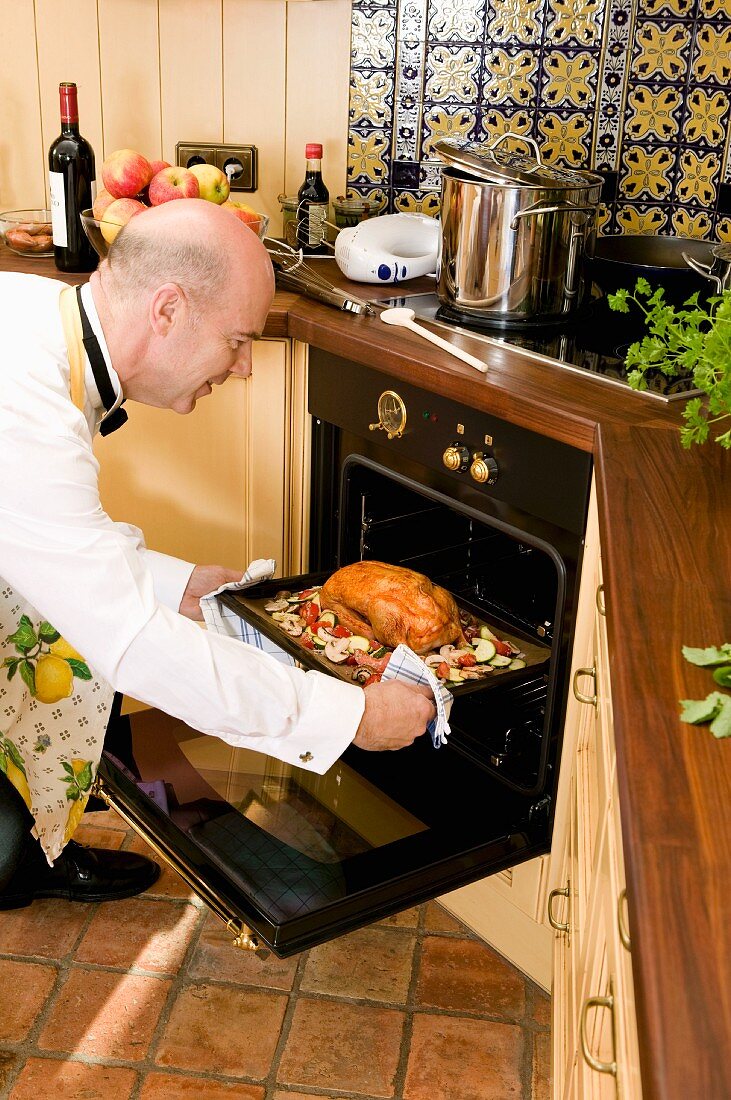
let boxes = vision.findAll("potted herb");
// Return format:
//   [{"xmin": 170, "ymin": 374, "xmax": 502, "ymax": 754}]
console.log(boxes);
[{"xmin": 608, "ymin": 279, "xmax": 731, "ymax": 449}]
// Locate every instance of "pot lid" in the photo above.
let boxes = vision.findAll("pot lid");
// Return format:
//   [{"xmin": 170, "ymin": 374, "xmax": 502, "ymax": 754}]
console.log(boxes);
[{"xmin": 433, "ymin": 134, "xmax": 603, "ymax": 190}]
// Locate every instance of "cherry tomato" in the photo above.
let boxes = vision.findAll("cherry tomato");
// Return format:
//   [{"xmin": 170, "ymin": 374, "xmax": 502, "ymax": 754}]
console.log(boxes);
[
  {"xmin": 362, "ymin": 673, "xmax": 382, "ymax": 687},
  {"xmin": 457, "ymin": 653, "xmax": 477, "ymax": 668},
  {"xmin": 436, "ymin": 662, "xmax": 450, "ymax": 679},
  {"xmin": 493, "ymin": 639, "xmax": 512, "ymax": 657},
  {"xmin": 301, "ymin": 602, "xmax": 319, "ymax": 627},
  {"xmin": 300, "ymin": 636, "xmax": 314, "ymax": 650},
  {"xmin": 332, "ymin": 625, "xmax": 352, "ymax": 638},
  {"xmin": 345, "ymin": 655, "xmax": 357, "ymax": 666},
  {"xmin": 299, "ymin": 588, "xmax": 316, "ymax": 598}
]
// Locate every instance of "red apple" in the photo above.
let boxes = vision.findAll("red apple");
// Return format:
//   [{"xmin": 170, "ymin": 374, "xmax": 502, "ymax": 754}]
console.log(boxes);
[
  {"xmin": 188, "ymin": 163, "xmax": 230, "ymax": 204},
  {"xmin": 221, "ymin": 199, "xmax": 262, "ymax": 234},
  {"xmin": 100, "ymin": 197, "xmax": 146, "ymax": 244},
  {"xmin": 102, "ymin": 149, "xmax": 152, "ymax": 199},
  {"xmin": 92, "ymin": 188, "xmax": 115, "ymax": 220},
  {"xmin": 148, "ymin": 159, "xmax": 171, "ymax": 177},
  {"xmin": 148, "ymin": 166, "xmax": 200, "ymax": 205}
]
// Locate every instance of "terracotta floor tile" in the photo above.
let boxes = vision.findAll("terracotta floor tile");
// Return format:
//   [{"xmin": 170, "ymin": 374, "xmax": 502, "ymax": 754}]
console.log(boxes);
[
  {"xmin": 300, "ymin": 926, "xmax": 415, "ymax": 1003},
  {"xmin": 532, "ymin": 1030, "xmax": 551, "ymax": 1100},
  {"xmin": 75, "ymin": 897, "xmax": 201, "ymax": 972},
  {"xmin": 0, "ymin": 1051, "xmax": 19, "ymax": 1094},
  {"xmin": 0, "ymin": 898, "xmax": 88, "ymax": 959},
  {"xmin": 70, "ymin": 822, "xmax": 126, "ymax": 849},
  {"xmin": 404, "ymin": 1014, "xmax": 524, "ymax": 1100},
  {"xmin": 38, "ymin": 968, "xmax": 171, "ymax": 1060},
  {"xmin": 125, "ymin": 834, "xmax": 201, "ymax": 901},
  {"xmin": 533, "ymin": 990, "xmax": 551, "ymax": 1028},
  {"xmin": 416, "ymin": 936, "xmax": 525, "ymax": 1018},
  {"xmin": 155, "ymin": 982, "xmax": 286, "ymax": 1078},
  {"xmin": 377, "ymin": 905, "xmax": 420, "ymax": 928},
  {"xmin": 278, "ymin": 997, "xmax": 404, "ymax": 1096},
  {"xmin": 425, "ymin": 901, "xmax": 465, "ymax": 933},
  {"xmin": 190, "ymin": 913, "xmax": 298, "ymax": 989},
  {"xmin": 81, "ymin": 808, "xmax": 128, "ymax": 831},
  {"xmin": 0, "ymin": 959, "xmax": 57, "ymax": 1042},
  {"xmin": 8, "ymin": 1057, "xmax": 137, "ymax": 1100},
  {"xmin": 139, "ymin": 1073, "xmax": 265, "ymax": 1099}
]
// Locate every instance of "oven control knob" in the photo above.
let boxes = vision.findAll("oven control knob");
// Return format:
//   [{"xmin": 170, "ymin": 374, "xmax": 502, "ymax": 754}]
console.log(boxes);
[
  {"xmin": 470, "ymin": 452, "xmax": 499, "ymax": 485},
  {"xmin": 442, "ymin": 443, "xmax": 470, "ymax": 472}
]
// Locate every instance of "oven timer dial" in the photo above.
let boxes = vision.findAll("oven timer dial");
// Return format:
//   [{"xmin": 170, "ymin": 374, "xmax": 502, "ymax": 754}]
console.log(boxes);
[
  {"xmin": 470, "ymin": 452, "xmax": 499, "ymax": 485},
  {"xmin": 369, "ymin": 390, "xmax": 407, "ymax": 439},
  {"xmin": 442, "ymin": 442, "xmax": 471, "ymax": 472}
]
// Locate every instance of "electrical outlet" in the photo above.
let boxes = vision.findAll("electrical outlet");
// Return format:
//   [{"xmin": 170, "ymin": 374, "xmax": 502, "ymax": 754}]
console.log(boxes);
[{"xmin": 175, "ymin": 142, "xmax": 258, "ymax": 192}]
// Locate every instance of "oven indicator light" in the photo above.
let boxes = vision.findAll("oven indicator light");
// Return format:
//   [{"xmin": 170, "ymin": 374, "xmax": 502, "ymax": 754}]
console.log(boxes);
[{"xmin": 422, "ymin": 411, "xmax": 438, "ymax": 422}]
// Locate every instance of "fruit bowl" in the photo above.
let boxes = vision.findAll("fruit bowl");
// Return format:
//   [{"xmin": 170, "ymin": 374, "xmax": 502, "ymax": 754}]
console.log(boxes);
[
  {"xmin": 0, "ymin": 209, "xmax": 54, "ymax": 257},
  {"xmin": 81, "ymin": 206, "xmax": 270, "ymax": 260}
]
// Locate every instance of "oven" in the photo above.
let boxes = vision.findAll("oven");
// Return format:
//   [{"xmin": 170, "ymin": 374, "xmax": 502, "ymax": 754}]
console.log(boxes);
[{"xmin": 96, "ymin": 347, "xmax": 592, "ymax": 957}]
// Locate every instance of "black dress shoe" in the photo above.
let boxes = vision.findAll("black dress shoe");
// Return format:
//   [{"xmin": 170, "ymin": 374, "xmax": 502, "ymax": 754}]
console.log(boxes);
[{"xmin": 0, "ymin": 839, "xmax": 160, "ymax": 909}]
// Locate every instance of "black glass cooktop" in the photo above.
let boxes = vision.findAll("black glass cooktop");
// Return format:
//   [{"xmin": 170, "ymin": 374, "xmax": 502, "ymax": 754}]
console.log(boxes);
[{"xmin": 381, "ymin": 291, "xmax": 698, "ymax": 402}]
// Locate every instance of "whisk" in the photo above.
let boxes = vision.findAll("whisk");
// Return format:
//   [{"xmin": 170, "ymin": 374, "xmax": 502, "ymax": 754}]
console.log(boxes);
[{"xmin": 263, "ymin": 237, "xmax": 374, "ymax": 316}]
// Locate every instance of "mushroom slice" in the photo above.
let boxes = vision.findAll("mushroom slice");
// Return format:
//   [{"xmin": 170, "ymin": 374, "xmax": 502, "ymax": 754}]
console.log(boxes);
[
  {"xmin": 439, "ymin": 644, "xmax": 456, "ymax": 661},
  {"xmin": 324, "ymin": 638, "xmax": 351, "ymax": 664},
  {"xmin": 265, "ymin": 598, "xmax": 290, "ymax": 613},
  {"xmin": 281, "ymin": 617, "xmax": 304, "ymax": 637},
  {"xmin": 352, "ymin": 666, "xmax": 372, "ymax": 684},
  {"xmin": 424, "ymin": 654, "xmax": 445, "ymax": 670}
]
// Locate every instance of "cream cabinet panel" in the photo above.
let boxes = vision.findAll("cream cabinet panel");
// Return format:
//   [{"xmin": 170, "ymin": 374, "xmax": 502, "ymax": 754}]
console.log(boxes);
[
  {"xmin": 95, "ymin": 339, "xmax": 296, "ymax": 572},
  {"xmin": 0, "ymin": 3, "xmax": 46, "ymax": 209},
  {"xmin": 551, "ymin": 477, "xmax": 642, "ymax": 1100},
  {"xmin": 98, "ymin": 0, "xmax": 162, "ymax": 158}
]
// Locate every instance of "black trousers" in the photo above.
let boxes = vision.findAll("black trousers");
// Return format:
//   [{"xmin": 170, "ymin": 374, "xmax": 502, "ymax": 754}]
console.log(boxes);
[{"xmin": 0, "ymin": 693, "xmax": 135, "ymax": 890}]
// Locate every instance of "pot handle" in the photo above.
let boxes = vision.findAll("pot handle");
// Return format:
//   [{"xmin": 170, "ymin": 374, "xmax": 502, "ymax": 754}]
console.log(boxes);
[
  {"xmin": 487, "ymin": 131, "xmax": 543, "ymax": 166},
  {"xmin": 510, "ymin": 199, "xmax": 596, "ymax": 231},
  {"xmin": 682, "ymin": 251, "xmax": 723, "ymax": 293}
]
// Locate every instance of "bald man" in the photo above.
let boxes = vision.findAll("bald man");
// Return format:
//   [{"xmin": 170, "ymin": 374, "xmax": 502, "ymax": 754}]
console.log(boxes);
[{"xmin": 0, "ymin": 200, "xmax": 434, "ymax": 909}]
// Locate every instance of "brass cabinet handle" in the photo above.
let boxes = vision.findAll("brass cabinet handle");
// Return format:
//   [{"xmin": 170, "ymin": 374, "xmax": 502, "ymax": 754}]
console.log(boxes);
[
  {"xmin": 618, "ymin": 887, "xmax": 631, "ymax": 951},
  {"xmin": 573, "ymin": 665, "xmax": 597, "ymax": 706},
  {"xmin": 580, "ymin": 991, "xmax": 617, "ymax": 1077},
  {"xmin": 596, "ymin": 583, "xmax": 606, "ymax": 616},
  {"xmin": 547, "ymin": 883, "xmax": 570, "ymax": 932}
]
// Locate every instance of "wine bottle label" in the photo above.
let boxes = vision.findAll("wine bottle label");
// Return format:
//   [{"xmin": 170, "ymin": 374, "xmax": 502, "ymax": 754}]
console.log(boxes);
[{"xmin": 49, "ymin": 171, "xmax": 67, "ymax": 247}]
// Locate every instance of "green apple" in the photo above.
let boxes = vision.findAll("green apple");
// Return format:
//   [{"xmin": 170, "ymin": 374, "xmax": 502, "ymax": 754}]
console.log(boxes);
[{"xmin": 188, "ymin": 163, "xmax": 230, "ymax": 204}]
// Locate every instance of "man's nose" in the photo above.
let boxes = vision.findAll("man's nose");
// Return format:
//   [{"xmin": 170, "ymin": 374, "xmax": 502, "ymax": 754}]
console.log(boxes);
[{"xmin": 230, "ymin": 343, "xmax": 253, "ymax": 379}]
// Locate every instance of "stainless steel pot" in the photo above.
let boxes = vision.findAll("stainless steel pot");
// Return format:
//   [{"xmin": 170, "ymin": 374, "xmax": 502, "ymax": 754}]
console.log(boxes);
[{"xmin": 434, "ymin": 135, "xmax": 603, "ymax": 326}]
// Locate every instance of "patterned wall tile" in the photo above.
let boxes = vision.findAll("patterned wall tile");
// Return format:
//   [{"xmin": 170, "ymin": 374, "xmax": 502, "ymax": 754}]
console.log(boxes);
[{"xmin": 346, "ymin": 0, "xmax": 731, "ymax": 238}]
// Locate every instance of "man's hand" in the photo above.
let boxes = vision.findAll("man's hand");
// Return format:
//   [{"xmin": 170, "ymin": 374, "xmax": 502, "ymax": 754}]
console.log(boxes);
[
  {"xmin": 179, "ymin": 565, "xmax": 242, "ymax": 621},
  {"xmin": 352, "ymin": 681, "xmax": 436, "ymax": 752}
]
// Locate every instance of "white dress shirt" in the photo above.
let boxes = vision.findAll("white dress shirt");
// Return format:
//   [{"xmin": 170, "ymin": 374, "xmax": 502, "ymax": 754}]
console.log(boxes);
[{"xmin": 0, "ymin": 272, "xmax": 364, "ymax": 773}]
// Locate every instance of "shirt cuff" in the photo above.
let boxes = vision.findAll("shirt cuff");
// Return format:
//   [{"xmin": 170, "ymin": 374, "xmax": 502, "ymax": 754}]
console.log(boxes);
[
  {"xmin": 226, "ymin": 670, "xmax": 366, "ymax": 776},
  {"xmin": 141, "ymin": 549, "xmax": 195, "ymax": 613}
]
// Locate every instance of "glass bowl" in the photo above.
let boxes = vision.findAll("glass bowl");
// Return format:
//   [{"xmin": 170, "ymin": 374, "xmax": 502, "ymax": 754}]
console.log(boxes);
[
  {"xmin": 81, "ymin": 205, "xmax": 269, "ymax": 260},
  {"xmin": 0, "ymin": 209, "xmax": 54, "ymax": 257}
]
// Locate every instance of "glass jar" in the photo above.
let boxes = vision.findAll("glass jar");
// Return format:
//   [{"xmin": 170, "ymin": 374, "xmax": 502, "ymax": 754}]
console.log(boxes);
[
  {"xmin": 278, "ymin": 194, "xmax": 299, "ymax": 247},
  {"xmin": 332, "ymin": 195, "xmax": 380, "ymax": 230}
]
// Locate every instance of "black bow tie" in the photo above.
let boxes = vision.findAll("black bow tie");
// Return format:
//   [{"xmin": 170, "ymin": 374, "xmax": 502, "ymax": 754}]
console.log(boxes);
[{"xmin": 75, "ymin": 286, "xmax": 128, "ymax": 436}]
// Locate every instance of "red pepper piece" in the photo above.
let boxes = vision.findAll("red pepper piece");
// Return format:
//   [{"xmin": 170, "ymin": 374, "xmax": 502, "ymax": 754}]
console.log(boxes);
[
  {"xmin": 332, "ymin": 625, "xmax": 352, "ymax": 638},
  {"xmin": 457, "ymin": 653, "xmax": 477, "ymax": 668}
]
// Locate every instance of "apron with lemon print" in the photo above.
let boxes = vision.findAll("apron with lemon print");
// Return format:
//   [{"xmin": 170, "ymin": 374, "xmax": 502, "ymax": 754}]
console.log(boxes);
[{"xmin": 0, "ymin": 286, "xmax": 115, "ymax": 863}]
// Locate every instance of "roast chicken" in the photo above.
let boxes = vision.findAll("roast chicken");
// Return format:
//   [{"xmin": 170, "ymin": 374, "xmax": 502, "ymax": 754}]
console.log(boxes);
[{"xmin": 320, "ymin": 561, "xmax": 467, "ymax": 655}]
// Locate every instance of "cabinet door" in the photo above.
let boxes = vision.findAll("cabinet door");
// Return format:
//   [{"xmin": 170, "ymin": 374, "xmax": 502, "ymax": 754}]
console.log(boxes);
[{"xmin": 95, "ymin": 339, "xmax": 293, "ymax": 570}]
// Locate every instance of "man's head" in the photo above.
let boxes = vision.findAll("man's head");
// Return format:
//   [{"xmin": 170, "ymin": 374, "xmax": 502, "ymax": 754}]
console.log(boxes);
[{"xmin": 91, "ymin": 199, "xmax": 275, "ymax": 413}]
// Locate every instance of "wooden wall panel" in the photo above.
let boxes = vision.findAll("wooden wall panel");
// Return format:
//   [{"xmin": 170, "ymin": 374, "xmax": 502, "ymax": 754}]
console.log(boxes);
[
  {"xmin": 0, "ymin": 2, "xmax": 44, "ymax": 209},
  {"xmin": 98, "ymin": 0, "xmax": 162, "ymax": 160},
  {"xmin": 35, "ymin": 0, "xmax": 103, "ymax": 199},
  {"xmin": 159, "ymin": 0, "xmax": 224, "ymax": 163},
  {"xmin": 223, "ymin": 0, "xmax": 287, "ymax": 226},
  {"xmin": 284, "ymin": 0, "xmax": 351, "ymax": 201}
]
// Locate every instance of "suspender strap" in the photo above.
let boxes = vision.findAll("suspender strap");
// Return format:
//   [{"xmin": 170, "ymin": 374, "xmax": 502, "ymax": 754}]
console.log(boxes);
[
  {"xmin": 74, "ymin": 285, "xmax": 128, "ymax": 436},
  {"xmin": 58, "ymin": 286, "xmax": 86, "ymax": 412}
]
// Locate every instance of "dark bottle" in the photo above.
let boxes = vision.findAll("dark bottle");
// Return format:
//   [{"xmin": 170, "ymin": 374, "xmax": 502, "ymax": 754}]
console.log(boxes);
[
  {"xmin": 296, "ymin": 143, "xmax": 329, "ymax": 255},
  {"xmin": 48, "ymin": 82, "xmax": 97, "ymax": 272}
]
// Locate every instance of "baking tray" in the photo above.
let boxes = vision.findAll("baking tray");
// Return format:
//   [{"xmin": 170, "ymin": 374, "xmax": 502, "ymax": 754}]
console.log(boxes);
[{"xmin": 219, "ymin": 570, "xmax": 550, "ymax": 698}]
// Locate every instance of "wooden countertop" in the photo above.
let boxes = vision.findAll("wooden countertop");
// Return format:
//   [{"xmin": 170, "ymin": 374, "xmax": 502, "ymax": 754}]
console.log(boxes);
[{"xmin": 3, "ymin": 248, "xmax": 729, "ymax": 1099}]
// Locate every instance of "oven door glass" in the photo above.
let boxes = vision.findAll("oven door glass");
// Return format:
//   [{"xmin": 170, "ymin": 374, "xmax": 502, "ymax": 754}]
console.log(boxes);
[{"xmin": 101, "ymin": 705, "xmax": 549, "ymax": 956}]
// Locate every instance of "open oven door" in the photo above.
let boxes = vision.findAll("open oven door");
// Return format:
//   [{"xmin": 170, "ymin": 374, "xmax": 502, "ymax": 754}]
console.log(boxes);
[{"xmin": 96, "ymin": 703, "xmax": 554, "ymax": 957}]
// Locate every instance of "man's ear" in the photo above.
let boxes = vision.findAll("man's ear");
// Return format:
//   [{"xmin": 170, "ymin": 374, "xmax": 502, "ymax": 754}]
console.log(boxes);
[{"xmin": 149, "ymin": 282, "xmax": 186, "ymax": 336}]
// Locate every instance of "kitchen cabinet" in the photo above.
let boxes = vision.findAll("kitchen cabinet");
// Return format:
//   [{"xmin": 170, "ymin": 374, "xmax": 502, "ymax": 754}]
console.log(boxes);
[
  {"xmin": 548, "ymin": 482, "xmax": 642, "ymax": 1100},
  {"xmin": 95, "ymin": 338, "xmax": 310, "ymax": 573}
]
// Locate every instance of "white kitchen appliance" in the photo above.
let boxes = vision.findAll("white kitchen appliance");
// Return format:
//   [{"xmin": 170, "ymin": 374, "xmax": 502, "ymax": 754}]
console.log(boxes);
[{"xmin": 334, "ymin": 212, "xmax": 439, "ymax": 284}]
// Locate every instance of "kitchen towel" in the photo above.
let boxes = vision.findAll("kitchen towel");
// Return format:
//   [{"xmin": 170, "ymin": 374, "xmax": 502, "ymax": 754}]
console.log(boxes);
[{"xmin": 199, "ymin": 562, "xmax": 453, "ymax": 748}]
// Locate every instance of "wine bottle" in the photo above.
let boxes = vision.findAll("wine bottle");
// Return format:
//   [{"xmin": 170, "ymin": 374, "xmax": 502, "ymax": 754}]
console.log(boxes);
[
  {"xmin": 48, "ymin": 82, "xmax": 97, "ymax": 273},
  {"xmin": 296, "ymin": 143, "xmax": 329, "ymax": 255}
]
